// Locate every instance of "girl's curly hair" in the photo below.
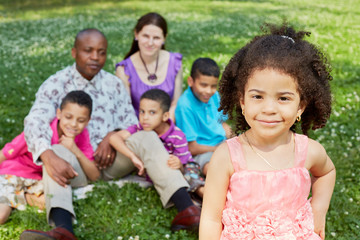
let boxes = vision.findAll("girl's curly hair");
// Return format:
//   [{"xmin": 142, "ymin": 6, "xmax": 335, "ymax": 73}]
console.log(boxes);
[{"xmin": 219, "ymin": 22, "xmax": 332, "ymax": 135}]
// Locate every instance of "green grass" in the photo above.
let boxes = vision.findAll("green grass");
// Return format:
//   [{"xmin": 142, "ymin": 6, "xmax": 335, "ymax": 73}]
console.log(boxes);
[{"xmin": 0, "ymin": 0, "xmax": 359, "ymax": 239}]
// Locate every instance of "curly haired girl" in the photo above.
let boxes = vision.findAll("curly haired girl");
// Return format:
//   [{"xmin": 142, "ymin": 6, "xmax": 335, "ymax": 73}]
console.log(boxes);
[{"xmin": 200, "ymin": 23, "xmax": 335, "ymax": 240}]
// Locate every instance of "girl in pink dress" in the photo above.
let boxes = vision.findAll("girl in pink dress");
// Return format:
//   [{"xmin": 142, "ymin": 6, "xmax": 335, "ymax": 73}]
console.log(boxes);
[{"xmin": 200, "ymin": 23, "xmax": 336, "ymax": 240}]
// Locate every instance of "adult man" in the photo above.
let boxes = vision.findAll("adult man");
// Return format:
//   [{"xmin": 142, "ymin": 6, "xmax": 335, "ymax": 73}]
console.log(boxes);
[
  {"xmin": 20, "ymin": 28, "xmax": 138, "ymax": 240},
  {"xmin": 21, "ymin": 28, "xmax": 199, "ymax": 240}
]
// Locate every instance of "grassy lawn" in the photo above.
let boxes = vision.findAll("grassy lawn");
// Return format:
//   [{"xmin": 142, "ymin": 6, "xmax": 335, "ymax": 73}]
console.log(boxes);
[{"xmin": 0, "ymin": 0, "xmax": 359, "ymax": 239}]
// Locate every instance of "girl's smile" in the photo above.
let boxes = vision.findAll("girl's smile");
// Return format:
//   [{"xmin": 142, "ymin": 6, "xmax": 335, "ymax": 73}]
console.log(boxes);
[{"xmin": 240, "ymin": 68, "xmax": 305, "ymax": 141}]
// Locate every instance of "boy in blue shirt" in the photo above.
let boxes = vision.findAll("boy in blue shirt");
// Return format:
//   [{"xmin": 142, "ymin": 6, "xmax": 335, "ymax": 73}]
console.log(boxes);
[{"xmin": 175, "ymin": 58, "xmax": 231, "ymax": 197}]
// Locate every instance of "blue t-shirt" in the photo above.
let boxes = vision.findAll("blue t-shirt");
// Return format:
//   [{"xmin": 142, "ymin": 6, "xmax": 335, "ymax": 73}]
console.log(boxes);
[{"xmin": 175, "ymin": 87, "xmax": 226, "ymax": 146}]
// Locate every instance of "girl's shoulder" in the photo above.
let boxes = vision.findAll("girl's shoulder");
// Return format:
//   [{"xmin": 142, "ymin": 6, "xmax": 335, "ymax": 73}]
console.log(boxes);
[
  {"xmin": 210, "ymin": 141, "xmax": 234, "ymax": 175},
  {"xmin": 305, "ymin": 137, "xmax": 328, "ymax": 169}
]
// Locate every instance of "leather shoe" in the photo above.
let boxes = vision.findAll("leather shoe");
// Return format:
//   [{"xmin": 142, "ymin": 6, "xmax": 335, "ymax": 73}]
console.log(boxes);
[
  {"xmin": 20, "ymin": 227, "xmax": 77, "ymax": 240},
  {"xmin": 171, "ymin": 205, "xmax": 201, "ymax": 231}
]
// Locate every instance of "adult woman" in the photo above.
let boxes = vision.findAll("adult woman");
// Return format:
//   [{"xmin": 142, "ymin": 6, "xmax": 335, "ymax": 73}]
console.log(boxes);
[{"xmin": 116, "ymin": 12, "xmax": 183, "ymax": 120}]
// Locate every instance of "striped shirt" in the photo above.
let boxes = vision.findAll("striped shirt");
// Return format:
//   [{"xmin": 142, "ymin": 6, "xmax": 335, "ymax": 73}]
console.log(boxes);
[{"xmin": 126, "ymin": 119, "xmax": 193, "ymax": 164}]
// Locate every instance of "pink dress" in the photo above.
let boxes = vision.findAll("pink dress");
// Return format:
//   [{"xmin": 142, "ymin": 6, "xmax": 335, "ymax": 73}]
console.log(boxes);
[{"xmin": 221, "ymin": 134, "xmax": 321, "ymax": 240}]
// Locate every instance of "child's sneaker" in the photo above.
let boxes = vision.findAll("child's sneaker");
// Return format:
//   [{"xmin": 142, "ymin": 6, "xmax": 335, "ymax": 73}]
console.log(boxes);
[{"xmin": 184, "ymin": 162, "xmax": 205, "ymax": 192}]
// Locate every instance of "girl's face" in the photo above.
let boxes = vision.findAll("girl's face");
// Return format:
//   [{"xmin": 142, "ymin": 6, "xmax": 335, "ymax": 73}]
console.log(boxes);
[
  {"xmin": 135, "ymin": 24, "xmax": 165, "ymax": 57},
  {"xmin": 240, "ymin": 68, "xmax": 305, "ymax": 139}
]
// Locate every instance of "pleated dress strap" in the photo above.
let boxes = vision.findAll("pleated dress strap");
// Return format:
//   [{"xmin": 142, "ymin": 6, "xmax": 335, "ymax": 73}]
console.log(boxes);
[
  {"xmin": 294, "ymin": 133, "xmax": 309, "ymax": 168},
  {"xmin": 225, "ymin": 136, "xmax": 247, "ymax": 172}
]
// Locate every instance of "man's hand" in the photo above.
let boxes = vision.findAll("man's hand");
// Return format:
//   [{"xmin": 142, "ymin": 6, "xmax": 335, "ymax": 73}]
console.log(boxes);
[
  {"xmin": 94, "ymin": 131, "xmax": 116, "ymax": 169},
  {"xmin": 41, "ymin": 149, "xmax": 78, "ymax": 187},
  {"xmin": 167, "ymin": 155, "xmax": 182, "ymax": 170}
]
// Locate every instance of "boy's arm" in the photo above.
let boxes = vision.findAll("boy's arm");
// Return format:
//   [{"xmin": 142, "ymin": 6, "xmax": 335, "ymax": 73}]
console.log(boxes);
[
  {"xmin": 222, "ymin": 122, "xmax": 232, "ymax": 139},
  {"xmin": 188, "ymin": 141, "xmax": 217, "ymax": 156},
  {"xmin": 307, "ymin": 139, "xmax": 336, "ymax": 240},
  {"xmin": 59, "ymin": 136, "xmax": 100, "ymax": 181},
  {"xmin": 109, "ymin": 130, "xmax": 144, "ymax": 175},
  {"xmin": 167, "ymin": 155, "xmax": 184, "ymax": 172},
  {"xmin": 170, "ymin": 131, "xmax": 193, "ymax": 165}
]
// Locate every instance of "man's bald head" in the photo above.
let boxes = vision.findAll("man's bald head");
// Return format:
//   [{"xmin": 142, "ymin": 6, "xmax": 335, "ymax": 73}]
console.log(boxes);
[{"xmin": 74, "ymin": 28, "xmax": 107, "ymax": 48}]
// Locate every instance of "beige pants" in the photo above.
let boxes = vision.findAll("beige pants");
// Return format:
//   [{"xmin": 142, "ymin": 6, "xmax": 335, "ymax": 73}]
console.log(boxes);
[
  {"xmin": 43, "ymin": 144, "xmax": 88, "ymax": 225},
  {"xmin": 43, "ymin": 131, "xmax": 189, "ymax": 224},
  {"xmin": 102, "ymin": 131, "xmax": 189, "ymax": 207}
]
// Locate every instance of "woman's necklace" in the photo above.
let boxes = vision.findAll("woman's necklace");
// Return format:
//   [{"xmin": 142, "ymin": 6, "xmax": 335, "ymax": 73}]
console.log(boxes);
[
  {"xmin": 139, "ymin": 52, "xmax": 159, "ymax": 83},
  {"xmin": 244, "ymin": 132, "xmax": 293, "ymax": 171}
]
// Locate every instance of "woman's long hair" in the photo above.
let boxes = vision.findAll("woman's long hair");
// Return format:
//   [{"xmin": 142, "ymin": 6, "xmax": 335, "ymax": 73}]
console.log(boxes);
[{"xmin": 124, "ymin": 12, "xmax": 168, "ymax": 59}]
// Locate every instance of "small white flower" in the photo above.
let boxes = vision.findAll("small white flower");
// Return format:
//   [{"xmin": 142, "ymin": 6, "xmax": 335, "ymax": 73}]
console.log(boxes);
[
  {"xmin": 331, "ymin": 232, "xmax": 336, "ymax": 237},
  {"xmin": 349, "ymin": 198, "xmax": 353, "ymax": 202},
  {"xmin": 117, "ymin": 237, "xmax": 123, "ymax": 240},
  {"xmin": 165, "ymin": 234, "xmax": 170, "ymax": 239}
]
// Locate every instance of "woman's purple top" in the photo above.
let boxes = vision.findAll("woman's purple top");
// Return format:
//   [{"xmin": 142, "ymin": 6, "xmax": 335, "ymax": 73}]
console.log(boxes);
[{"xmin": 115, "ymin": 52, "xmax": 182, "ymax": 116}]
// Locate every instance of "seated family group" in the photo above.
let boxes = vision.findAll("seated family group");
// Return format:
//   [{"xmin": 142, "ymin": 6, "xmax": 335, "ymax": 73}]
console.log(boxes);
[
  {"xmin": 0, "ymin": 11, "xmax": 336, "ymax": 240},
  {"xmin": 0, "ymin": 12, "xmax": 228, "ymax": 239}
]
